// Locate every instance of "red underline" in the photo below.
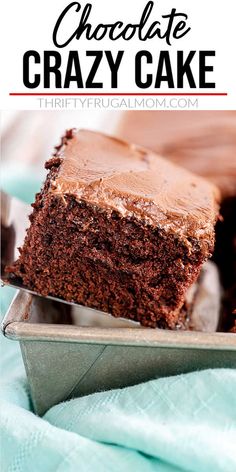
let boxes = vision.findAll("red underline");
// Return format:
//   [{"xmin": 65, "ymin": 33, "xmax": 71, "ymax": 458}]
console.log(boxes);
[{"xmin": 9, "ymin": 92, "xmax": 228, "ymax": 97}]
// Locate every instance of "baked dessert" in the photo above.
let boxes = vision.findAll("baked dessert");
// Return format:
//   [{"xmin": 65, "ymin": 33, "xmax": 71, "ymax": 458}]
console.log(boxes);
[{"xmin": 6, "ymin": 130, "xmax": 219, "ymax": 328}]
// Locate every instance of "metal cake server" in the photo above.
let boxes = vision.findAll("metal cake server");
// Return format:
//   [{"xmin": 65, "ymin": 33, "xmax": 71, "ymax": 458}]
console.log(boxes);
[{"xmin": 0, "ymin": 190, "xmax": 140, "ymax": 328}]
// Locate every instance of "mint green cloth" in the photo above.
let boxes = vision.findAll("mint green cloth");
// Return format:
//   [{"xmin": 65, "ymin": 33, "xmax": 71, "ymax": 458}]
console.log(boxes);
[{"xmin": 1, "ymin": 178, "xmax": 236, "ymax": 472}]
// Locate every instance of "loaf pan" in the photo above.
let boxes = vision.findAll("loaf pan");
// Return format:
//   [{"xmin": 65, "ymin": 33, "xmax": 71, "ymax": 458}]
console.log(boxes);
[{"xmin": 2, "ymin": 290, "xmax": 236, "ymax": 416}]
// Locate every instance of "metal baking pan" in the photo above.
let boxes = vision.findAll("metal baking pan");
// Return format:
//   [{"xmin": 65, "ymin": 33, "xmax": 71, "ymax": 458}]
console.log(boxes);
[{"xmin": 2, "ymin": 290, "xmax": 236, "ymax": 416}]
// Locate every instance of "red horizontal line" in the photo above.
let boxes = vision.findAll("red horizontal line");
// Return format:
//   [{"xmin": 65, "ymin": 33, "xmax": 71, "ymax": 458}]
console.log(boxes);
[{"xmin": 9, "ymin": 92, "xmax": 228, "ymax": 97}]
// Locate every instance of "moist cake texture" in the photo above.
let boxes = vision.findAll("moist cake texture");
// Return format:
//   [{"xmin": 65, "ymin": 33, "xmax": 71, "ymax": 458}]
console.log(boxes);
[{"xmin": 7, "ymin": 130, "xmax": 219, "ymax": 328}]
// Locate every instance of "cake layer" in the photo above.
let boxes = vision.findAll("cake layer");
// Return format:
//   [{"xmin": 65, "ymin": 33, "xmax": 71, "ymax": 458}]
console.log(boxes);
[{"xmin": 8, "ymin": 193, "xmax": 203, "ymax": 328}]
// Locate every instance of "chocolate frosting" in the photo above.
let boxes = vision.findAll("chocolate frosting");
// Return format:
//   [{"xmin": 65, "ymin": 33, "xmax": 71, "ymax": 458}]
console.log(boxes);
[
  {"xmin": 117, "ymin": 111, "xmax": 236, "ymax": 198},
  {"xmin": 50, "ymin": 129, "xmax": 219, "ymax": 247}
]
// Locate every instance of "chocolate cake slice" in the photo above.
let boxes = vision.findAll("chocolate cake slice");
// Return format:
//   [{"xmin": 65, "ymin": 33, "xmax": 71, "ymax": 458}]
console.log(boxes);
[{"xmin": 7, "ymin": 130, "xmax": 219, "ymax": 328}]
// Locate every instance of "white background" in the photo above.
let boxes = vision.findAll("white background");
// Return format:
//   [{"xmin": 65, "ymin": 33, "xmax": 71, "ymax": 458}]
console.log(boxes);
[{"xmin": 1, "ymin": 0, "xmax": 235, "ymax": 109}]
